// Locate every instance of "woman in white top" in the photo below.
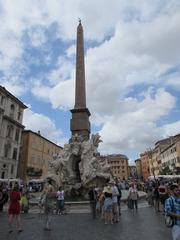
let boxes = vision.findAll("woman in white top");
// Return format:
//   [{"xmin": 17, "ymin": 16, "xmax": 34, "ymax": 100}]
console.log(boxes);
[{"xmin": 56, "ymin": 186, "xmax": 65, "ymax": 215}]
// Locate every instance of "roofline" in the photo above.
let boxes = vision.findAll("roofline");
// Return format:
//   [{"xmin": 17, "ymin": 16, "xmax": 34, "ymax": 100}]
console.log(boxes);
[
  {"xmin": 99, "ymin": 154, "xmax": 128, "ymax": 159},
  {"xmin": 0, "ymin": 85, "xmax": 27, "ymax": 109},
  {"xmin": 160, "ymin": 138, "xmax": 180, "ymax": 154},
  {"xmin": 135, "ymin": 158, "xmax": 140, "ymax": 162},
  {"xmin": 22, "ymin": 130, "xmax": 63, "ymax": 149},
  {"xmin": 155, "ymin": 136, "xmax": 173, "ymax": 145}
]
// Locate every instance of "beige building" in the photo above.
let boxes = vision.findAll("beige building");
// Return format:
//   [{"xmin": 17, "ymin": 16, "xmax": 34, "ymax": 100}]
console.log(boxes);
[
  {"xmin": 151, "ymin": 136, "xmax": 176, "ymax": 175},
  {"xmin": 18, "ymin": 130, "xmax": 63, "ymax": 182},
  {"xmin": 98, "ymin": 154, "xmax": 129, "ymax": 180},
  {"xmin": 140, "ymin": 151, "xmax": 151, "ymax": 180},
  {"xmin": 160, "ymin": 135, "xmax": 180, "ymax": 174},
  {"xmin": 0, "ymin": 86, "xmax": 27, "ymax": 179},
  {"xmin": 135, "ymin": 158, "xmax": 142, "ymax": 179}
]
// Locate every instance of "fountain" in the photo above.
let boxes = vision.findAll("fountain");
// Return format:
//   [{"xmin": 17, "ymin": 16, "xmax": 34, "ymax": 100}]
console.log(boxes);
[{"xmin": 47, "ymin": 133, "xmax": 112, "ymax": 199}]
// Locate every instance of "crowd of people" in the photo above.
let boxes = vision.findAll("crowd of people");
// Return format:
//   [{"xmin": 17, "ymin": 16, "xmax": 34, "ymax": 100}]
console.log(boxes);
[
  {"xmin": 143, "ymin": 178, "xmax": 180, "ymax": 240},
  {"xmin": 0, "ymin": 177, "xmax": 180, "ymax": 239},
  {"xmin": 88, "ymin": 177, "xmax": 180, "ymax": 240}
]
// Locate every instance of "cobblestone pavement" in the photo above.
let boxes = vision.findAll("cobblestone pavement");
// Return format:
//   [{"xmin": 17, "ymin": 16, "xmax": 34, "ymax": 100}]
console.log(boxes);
[{"xmin": 0, "ymin": 203, "xmax": 171, "ymax": 240}]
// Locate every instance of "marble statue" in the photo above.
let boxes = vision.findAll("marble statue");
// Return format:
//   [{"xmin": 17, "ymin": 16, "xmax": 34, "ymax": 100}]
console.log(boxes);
[{"xmin": 47, "ymin": 133, "xmax": 112, "ymax": 189}]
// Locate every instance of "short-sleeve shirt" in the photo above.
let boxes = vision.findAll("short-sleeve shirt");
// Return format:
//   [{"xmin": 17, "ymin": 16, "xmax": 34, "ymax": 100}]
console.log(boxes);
[
  {"xmin": 165, "ymin": 196, "xmax": 180, "ymax": 226},
  {"xmin": 57, "ymin": 190, "xmax": 64, "ymax": 200}
]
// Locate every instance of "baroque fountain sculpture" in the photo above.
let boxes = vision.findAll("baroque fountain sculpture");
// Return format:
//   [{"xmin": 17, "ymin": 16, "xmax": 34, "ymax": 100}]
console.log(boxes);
[{"xmin": 47, "ymin": 133, "xmax": 112, "ymax": 197}]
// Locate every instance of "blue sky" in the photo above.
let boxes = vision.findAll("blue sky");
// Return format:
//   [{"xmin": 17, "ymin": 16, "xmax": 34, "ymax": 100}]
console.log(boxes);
[{"xmin": 0, "ymin": 0, "xmax": 180, "ymax": 163}]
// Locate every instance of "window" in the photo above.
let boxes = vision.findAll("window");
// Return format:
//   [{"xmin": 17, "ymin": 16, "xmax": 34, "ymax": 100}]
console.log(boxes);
[
  {"xmin": 11, "ymin": 165, "xmax": 14, "ymax": 174},
  {"xmin": 10, "ymin": 104, "xmax": 15, "ymax": 118},
  {"xmin": 6, "ymin": 125, "xmax": 14, "ymax": 138},
  {"xmin": 0, "ymin": 95, "xmax": 5, "ymax": 105},
  {"xmin": 15, "ymin": 129, "xmax": 20, "ymax": 142},
  {"xmin": 31, "ymin": 154, "xmax": 35, "ymax": 165},
  {"xmin": 4, "ymin": 143, "xmax": 11, "ymax": 158},
  {"xmin": 17, "ymin": 111, "xmax": 21, "ymax": 120},
  {"xmin": 1, "ymin": 172, "xmax": 5, "ymax": 179},
  {"xmin": 12, "ymin": 148, "xmax": 17, "ymax": 160}
]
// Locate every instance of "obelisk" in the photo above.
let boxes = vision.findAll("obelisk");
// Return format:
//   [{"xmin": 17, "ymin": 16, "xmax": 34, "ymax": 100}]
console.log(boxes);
[{"xmin": 70, "ymin": 20, "xmax": 91, "ymax": 140}]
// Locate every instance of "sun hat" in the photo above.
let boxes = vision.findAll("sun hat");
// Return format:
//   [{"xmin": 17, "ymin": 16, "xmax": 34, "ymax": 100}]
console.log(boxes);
[{"xmin": 103, "ymin": 186, "xmax": 112, "ymax": 194}]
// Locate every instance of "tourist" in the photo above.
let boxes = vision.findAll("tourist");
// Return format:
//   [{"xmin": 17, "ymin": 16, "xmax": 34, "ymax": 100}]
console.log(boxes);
[
  {"xmin": 103, "ymin": 185, "xmax": 113, "ymax": 224},
  {"xmin": 147, "ymin": 186, "xmax": 154, "ymax": 206},
  {"xmin": 110, "ymin": 181, "xmax": 119, "ymax": 223},
  {"xmin": 159, "ymin": 181, "xmax": 168, "ymax": 212},
  {"xmin": 116, "ymin": 179, "xmax": 122, "ymax": 216},
  {"xmin": 154, "ymin": 183, "xmax": 160, "ymax": 212},
  {"xmin": 165, "ymin": 184, "xmax": 180, "ymax": 240},
  {"xmin": 56, "ymin": 186, "xmax": 65, "ymax": 215},
  {"xmin": 40, "ymin": 179, "xmax": 56, "ymax": 231},
  {"xmin": 128, "ymin": 183, "xmax": 139, "ymax": 213},
  {"xmin": 88, "ymin": 186, "xmax": 97, "ymax": 219},
  {"xmin": 8, "ymin": 183, "xmax": 23, "ymax": 233},
  {"xmin": 98, "ymin": 189, "xmax": 105, "ymax": 219},
  {"xmin": 0, "ymin": 186, "xmax": 8, "ymax": 212},
  {"xmin": 20, "ymin": 190, "xmax": 29, "ymax": 213}
]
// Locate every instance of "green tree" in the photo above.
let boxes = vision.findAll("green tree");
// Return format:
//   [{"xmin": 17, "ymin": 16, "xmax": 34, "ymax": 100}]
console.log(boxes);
[{"xmin": 159, "ymin": 166, "xmax": 172, "ymax": 175}]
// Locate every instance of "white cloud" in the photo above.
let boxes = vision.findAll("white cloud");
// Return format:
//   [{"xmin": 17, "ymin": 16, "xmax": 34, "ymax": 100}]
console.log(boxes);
[
  {"xmin": 49, "ymin": 79, "xmax": 74, "ymax": 109},
  {"xmin": 23, "ymin": 106, "xmax": 64, "ymax": 145},
  {"xmin": 66, "ymin": 45, "xmax": 76, "ymax": 58},
  {"xmin": 28, "ymin": 27, "xmax": 47, "ymax": 47},
  {"xmin": 166, "ymin": 76, "xmax": 180, "ymax": 90},
  {"xmin": 48, "ymin": 56, "xmax": 74, "ymax": 85},
  {"xmin": 31, "ymin": 82, "xmax": 51, "ymax": 102},
  {"xmin": 161, "ymin": 121, "xmax": 180, "ymax": 137},
  {"xmin": 98, "ymin": 88, "xmax": 176, "ymax": 155}
]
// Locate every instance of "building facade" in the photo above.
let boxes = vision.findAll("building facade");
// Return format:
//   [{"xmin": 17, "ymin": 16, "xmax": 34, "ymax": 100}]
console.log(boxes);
[
  {"xmin": 150, "ymin": 136, "xmax": 178, "ymax": 175},
  {"xmin": 0, "ymin": 86, "xmax": 27, "ymax": 179},
  {"xmin": 140, "ymin": 151, "xmax": 151, "ymax": 180},
  {"xmin": 160, "ymin": 136, "xmax": 180, "ymax": 174},
  {"xmin": 135, "ymin": 158, "xmax": 142, "ymax": 179},
  {"xmin": 18, "ymin": 130, "xmax": 63, "ymax": 182},
  {"xmin": 98, "ymin": 154, "xmax": 129, "ymax": 180}
]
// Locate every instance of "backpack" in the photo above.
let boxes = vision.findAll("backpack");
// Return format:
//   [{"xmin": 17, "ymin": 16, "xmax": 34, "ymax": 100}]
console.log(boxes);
[{"xmin": 165, "ymin": 197, "xmax": 174, "ymax": 228}]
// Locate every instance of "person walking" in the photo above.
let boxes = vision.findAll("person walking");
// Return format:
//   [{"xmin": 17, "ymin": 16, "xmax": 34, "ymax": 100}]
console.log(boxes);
[
  {"xmin": 40, "ymin": 179, "xmax": 56, "ymax": 231},
  {"xmin": 110, "ymin": 181, "xmax": 119, "ymax": 223},
  {"xmin": 165, "ymin": 184, "xmax": 180, "ymax": 240},
  {"xmin": 8, "ymin": 183, "xmax": 23, "ymax": 233},
  {"xmin": 154, "ymin": 183, "xmax": 160, "ymax": 212}
]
